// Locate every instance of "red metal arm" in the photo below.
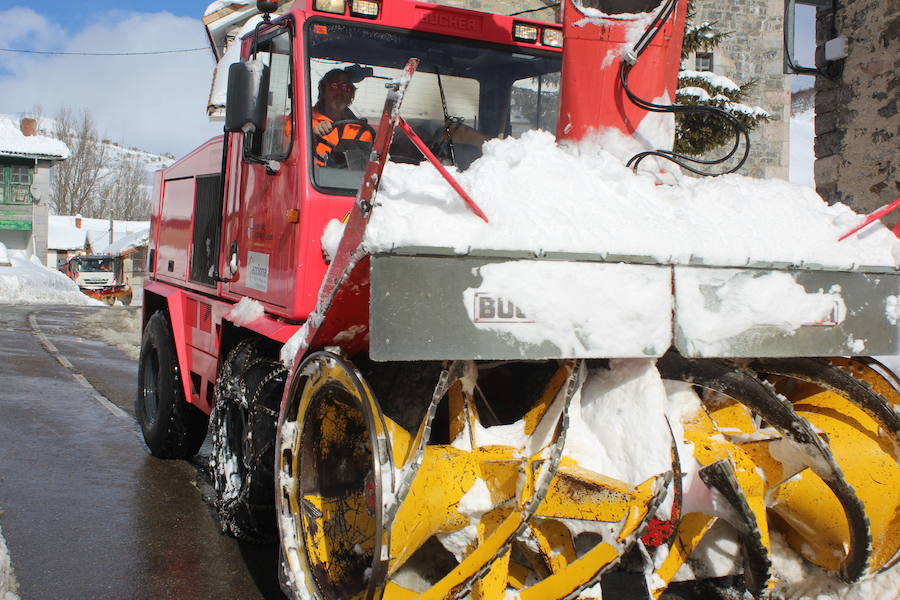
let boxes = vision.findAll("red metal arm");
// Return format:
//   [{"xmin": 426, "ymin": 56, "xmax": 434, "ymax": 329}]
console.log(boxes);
[
  {"xmin": 838, "ymin": 198, "xmax": 900, "ymax": 241},
  {"xmin": 396, "ymin": 116, "xmax": 489, "ymax": 223}
]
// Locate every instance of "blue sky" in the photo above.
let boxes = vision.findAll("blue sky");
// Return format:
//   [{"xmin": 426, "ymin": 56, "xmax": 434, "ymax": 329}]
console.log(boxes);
[
  {"xmin": 0, "ymin": 2, "xmax": 221, "ymax": 156},
  {"xmin": 4, "ymin": 1, "xmax": 202, "ymax": 31}
]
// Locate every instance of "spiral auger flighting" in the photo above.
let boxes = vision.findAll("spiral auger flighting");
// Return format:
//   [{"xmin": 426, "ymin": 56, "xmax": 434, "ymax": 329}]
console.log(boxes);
[
  {"xmin": 649, "ymin": 352, "xmax": 900, "ymax": 597},
  {"xmin": 275, "ymin": 355, "xmax": 673, "ymax": 600}
]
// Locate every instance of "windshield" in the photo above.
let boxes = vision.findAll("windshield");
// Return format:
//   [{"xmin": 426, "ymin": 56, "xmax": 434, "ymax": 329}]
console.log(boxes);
[
  {"xmin": 75, "ymin": 257, "xmax": 114, "ymax": 272},
  {"xmin": 307, "ymin": 21, "xmax": 561, "ymax": 193}
]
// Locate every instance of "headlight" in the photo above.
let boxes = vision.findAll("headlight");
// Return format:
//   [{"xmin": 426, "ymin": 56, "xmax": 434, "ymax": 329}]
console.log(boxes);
[
  {"xmin": 513, "ymin": 23, "xmax": 539, "ymax": 43},
  {"xmin": 542, "ymin": 28, "xmax": 563, "ymax": 48},
  {"xmin": 350, "ymin": 0, "xmax": 379, "ymax": 18},
  {"xmin": 314, "ymin": 0, "xmax": 346, "ymax": 14}
]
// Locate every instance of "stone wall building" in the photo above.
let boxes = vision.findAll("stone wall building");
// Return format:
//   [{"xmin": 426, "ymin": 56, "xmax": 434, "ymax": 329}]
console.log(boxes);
[
  {"xmin": 814, "ymin": 0, "xmax": 899, "ymax": 225},
  {"xmin": 690, "ymin": 0, "xmax": 791, "ymax": 179}
]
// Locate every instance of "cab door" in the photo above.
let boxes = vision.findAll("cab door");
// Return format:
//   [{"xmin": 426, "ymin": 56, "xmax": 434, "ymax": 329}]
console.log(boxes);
[{"xmin": 223, "ymin": 23, "xmax": 300, "ymax": 310}]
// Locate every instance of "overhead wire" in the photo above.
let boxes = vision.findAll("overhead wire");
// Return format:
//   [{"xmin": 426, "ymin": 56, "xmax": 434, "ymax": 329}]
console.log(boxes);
[
  {"xmin": 509, "ymin": 2, "xmax": 561, "ymax": 17},
  {"xmin": 0, "ymin": 47, "xmax": 206, "ymax": 56}
]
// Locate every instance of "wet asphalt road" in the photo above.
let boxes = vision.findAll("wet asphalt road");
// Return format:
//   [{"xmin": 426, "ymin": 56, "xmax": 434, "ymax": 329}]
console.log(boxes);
[{"xmin": 0, "ymin": 304, "xmax": 286, "ymax": 600}]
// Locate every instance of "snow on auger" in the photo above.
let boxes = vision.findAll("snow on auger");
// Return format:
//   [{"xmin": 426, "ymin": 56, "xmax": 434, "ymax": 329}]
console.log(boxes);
[{"xmin": 137, "ymin": 1, "xmax": 899, "ymax": 598}]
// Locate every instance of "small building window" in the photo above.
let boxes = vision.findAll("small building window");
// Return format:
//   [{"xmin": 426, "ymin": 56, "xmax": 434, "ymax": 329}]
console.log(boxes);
[
  {"xmin": 8, "ymin": 165, "xmax": 33, "ymax": 203},
  {"xmin": 1, "ymin": 163, "xmax": 34, "ymax": 204},
  {"xmin": 696, "ymin": 52, "xmax": 714, "ymax": 72}
]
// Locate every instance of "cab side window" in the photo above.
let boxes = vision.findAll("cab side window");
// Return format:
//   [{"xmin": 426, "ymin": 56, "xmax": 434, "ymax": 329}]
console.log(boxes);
[{"xmin": 247, "ymin": 29, "xmax": 293, "ymax": 160}]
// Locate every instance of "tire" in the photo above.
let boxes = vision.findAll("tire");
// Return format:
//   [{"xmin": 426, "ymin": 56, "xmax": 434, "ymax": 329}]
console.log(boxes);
[
  {"xmin": 103, "ymin": 296, "xmax": 116, "ymax": 306},
  {"xmin": 136, "ymin": 311, "xmax": 209, "ymax": 458},
  {"xmin": 211, "ymin": 339, "xmax": 287, "ymax": 543},
  {"xmin": 121, "ymin": 294, "xmax": 132, "ymax": 306}
]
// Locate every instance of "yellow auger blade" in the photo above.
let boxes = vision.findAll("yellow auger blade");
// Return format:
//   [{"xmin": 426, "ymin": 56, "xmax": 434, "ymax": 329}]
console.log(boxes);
[
  {"xmin": 645, "ymin": 389, "xmax": 773, "ymax": 598},
  {"xmin": 747, "ymin": 358, "xmax": 900, "ymax": 579}
]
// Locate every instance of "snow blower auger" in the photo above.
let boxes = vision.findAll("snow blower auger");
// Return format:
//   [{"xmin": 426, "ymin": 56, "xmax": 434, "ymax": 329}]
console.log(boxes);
[
  {"xmin": 276, "ymin": 356, "xmax": 673, "ymax": 600},
  {"xmin": 648, "ymin": 354, "xmax": 900, "ymax": 597}
]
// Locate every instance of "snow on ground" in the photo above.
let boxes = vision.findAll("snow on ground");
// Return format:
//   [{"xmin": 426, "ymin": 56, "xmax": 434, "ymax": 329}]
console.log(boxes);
[
  {"xmin": 363, "ymin": 131, "xmax": 899, "ymax": 271},
  {"xmin": 0, "ymin": 520, "xmax": 19, "ymax": 600},
  {"xmin": 77, "ymin": 307, "xmax": 142, "ymax": 361},
  {"xmin": 0, "ymin": 243, "xmax": 99, "ymax": 305},
  {"xmin": 791, "ymin": 108, "xmax": 815, "ymax": 187}
]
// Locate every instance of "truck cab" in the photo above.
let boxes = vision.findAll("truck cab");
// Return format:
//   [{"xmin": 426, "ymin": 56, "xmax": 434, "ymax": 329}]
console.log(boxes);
[
  {"xmin": 150, "ymin": 0, "xmax": 562, "ymax": 326},
  {"xmin": 60, "ymin": 254, "xmax": 132, "ymax": 305}
]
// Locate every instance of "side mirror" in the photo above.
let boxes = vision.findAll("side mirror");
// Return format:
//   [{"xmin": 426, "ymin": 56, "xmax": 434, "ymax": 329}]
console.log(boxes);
[{"xmin": 225, "ymin": 60, "xmax": 271, "ymax": 133}]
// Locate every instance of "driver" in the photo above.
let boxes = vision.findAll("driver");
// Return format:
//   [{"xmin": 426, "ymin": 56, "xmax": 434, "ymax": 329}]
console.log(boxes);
[{"xmin": 312, "ymin": 68, "xmax": 374, "ymax": 167}]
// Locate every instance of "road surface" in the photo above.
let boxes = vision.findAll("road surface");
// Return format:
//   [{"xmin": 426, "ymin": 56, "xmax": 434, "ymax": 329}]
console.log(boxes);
[{"xmin": 0, "ymin": 304, "xmax": 285, "ymax": 600}]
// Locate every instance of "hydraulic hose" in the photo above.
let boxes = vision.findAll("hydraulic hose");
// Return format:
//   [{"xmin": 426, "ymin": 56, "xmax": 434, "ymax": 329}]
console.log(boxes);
[{"xmin": 620, "ymin": 0, "xmax": 751, "ymax": 176}]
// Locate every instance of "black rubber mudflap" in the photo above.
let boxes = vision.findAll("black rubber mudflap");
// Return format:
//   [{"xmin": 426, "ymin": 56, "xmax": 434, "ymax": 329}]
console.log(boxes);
[
  {"xmin": 698, "ymin": 461, "xmax": 772, "ymax": 597},
  {"xmin": 657, "ymin": 351, "xmax": 872, "ymax": 583}
]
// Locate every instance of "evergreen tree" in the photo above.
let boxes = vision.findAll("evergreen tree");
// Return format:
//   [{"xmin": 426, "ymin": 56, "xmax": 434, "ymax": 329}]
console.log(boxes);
[{"xmin": 675, "ymin": 1, "xmax": 769, "ymax": 155}]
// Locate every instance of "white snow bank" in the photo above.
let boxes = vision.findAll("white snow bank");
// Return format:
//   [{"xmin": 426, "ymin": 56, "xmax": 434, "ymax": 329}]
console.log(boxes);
[
  {"xmin": 0, "ymin": 519, "xmax": 19, "ymax": 600},
  {"xmin": 0, "ymin": 243, "xmax": 99, "ymax": 305},
  {"xmin": 0, "ymin": 115, "xmax": 69, "ymax": 159},
  {"xmin": 362, "ymin": 131, "xmax": 899, "ymax": 271},
  {"xmin": 78, "ymin": 309, "xmax": 142, "ymax": 361}
]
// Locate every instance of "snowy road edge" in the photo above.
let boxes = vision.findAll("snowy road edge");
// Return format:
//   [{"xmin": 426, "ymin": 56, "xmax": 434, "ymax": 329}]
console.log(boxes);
[
  {"xmin": 0, "ymin": 520, "xmax": 20, "ymax": 600},
  {"xmin": 28, "ymin": 312, "xmax": 131, "ymax": 421}
]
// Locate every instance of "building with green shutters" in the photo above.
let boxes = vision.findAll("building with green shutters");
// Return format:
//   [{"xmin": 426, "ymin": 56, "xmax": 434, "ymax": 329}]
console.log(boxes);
[{"xmin": 0, "ymin": 116, "xmax": 69, "ymax": 263}]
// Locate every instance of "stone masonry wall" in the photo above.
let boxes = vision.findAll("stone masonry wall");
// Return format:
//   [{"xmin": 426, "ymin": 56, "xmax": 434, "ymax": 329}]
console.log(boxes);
[
  {"xmin": 814, "ymin": 0, "xmax": 900, "ymax": 225},
  {"xmin": 693, "ymin": 0, "xmax": 790, "ymax": 180}
]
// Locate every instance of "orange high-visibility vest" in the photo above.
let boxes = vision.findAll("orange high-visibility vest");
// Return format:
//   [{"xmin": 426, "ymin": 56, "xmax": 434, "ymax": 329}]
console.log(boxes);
[{"xmin": 312, "ymin": 109, "xmax": 374, "ymax": 166}]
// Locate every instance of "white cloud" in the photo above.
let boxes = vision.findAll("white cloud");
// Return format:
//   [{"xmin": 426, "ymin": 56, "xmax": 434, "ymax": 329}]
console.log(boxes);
[
  {"xmin": 0, "ymin": 7, "xmax": 221, "ymax": 157},
  {"xmin": 0, "ymin": 7, "xmax": 57, "ymax": 49}
]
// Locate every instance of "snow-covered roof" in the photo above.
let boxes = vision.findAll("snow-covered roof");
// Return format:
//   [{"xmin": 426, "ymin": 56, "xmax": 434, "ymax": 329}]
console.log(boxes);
[
  {"xmin": 96, "ymin": 227, "xmax": 150, "ymax": 256},
  {"xmin": 48, "ymin": 215, "xmax": 150, "ymax": 252},
  {"xmin": 0, "ymin": 115, "xmax": 70, "ymax": 160},
  {"xmin": 48, "ymin": 217, "xmax": 87, "ymax": 251}
]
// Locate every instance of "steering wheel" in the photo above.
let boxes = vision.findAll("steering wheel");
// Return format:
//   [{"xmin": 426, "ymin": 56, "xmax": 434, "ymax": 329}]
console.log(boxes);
[{"xmin": 317, "ymin": 119, "xmax": 377, "ymax": 169}]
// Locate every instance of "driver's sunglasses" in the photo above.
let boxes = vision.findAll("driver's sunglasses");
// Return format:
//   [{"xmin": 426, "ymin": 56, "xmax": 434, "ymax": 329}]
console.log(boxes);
[{"xmin": 328, "ymin": 82, "xmax": 355, "ymax": 92}]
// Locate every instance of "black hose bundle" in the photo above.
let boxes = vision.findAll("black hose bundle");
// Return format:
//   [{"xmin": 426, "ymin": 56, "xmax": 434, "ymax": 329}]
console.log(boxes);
[{"xmin": 620, "ymin": 0, "xmax": 750, "ymax": 176}]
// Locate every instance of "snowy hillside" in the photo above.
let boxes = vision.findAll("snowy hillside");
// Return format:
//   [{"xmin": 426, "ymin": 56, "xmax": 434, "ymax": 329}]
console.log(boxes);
[{"xmin": 0, "ymin": 114, "xmax": 175, "ymax": 183}]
